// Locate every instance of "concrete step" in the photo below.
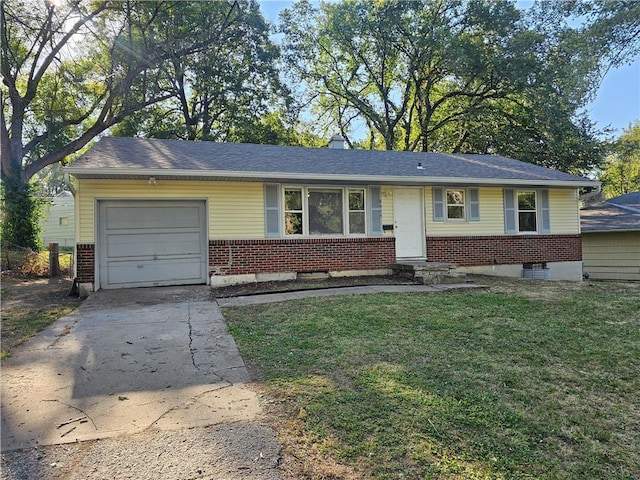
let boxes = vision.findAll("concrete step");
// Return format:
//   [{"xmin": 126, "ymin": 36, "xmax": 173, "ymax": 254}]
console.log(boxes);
[{"xmin": 391, "ymin": 261, "xmax": 466, "ymax": 285}]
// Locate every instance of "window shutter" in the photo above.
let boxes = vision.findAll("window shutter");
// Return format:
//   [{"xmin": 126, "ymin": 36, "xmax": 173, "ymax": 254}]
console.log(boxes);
[
  {"xmin": 264, "ymin": 184, "xmax": 280, "ymax": 237},
  {"xmin": 504, "ymin": 189, "xmax": 516, "ymax": 234},
  {"xmin": 433, "ymin": 187, "xmax": 444, "ymax": 221},
  {"xmin": 540, "ymin": 189, "xmax": 550, "ymax": 233},
  {"xmin": 369, "ymin": 186, "xmax": 383, "ymax": 235},
  {"xmin": 469, "ymin": 188, "xmax": 480, "ymax": 221}
]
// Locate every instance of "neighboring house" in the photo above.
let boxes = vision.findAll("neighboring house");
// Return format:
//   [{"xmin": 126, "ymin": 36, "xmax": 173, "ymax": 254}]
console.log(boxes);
[
  {"xmin": 40, "ymin": 191, "xmax": 75, "ymax": 248},
  {"xmin": 580, "ymin": 192, "xmax": 640, "ymax": 281},
  {"xmin": 65, "ymin": 136, "xmax": 597, "ymax": 291}
]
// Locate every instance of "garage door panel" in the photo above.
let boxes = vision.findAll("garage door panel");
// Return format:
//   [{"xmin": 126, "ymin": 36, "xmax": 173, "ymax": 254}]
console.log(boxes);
[
  {"xmin": 99, "ymin": 200, "xmax": 208, "ymax": 289},
  {"xmin": 106, "ymin": 257, "xmax": 205, "ymax": 286},
  {"xmin": 105, "ymin": 206, "xmax": 202, "ymax": 230},
  {"xmin": 106, "ymin": 232, "xmax": 202, "ymax": 258}
]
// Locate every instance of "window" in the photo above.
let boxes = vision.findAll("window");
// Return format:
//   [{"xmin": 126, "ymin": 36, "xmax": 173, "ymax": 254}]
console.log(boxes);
[
  {"xmin": 433, "ymin": 187, "xmax": 479, "ymax": 222},
  {"xmin": 504, "ymin": 189, "xmax": 549, "ymax": 234},
  {"xmin": 517, "ymin": 191, "xmax": 537, "ymax": 232},
  {"xmin": 348, "ymin": 189, "xmax": 366, "ymax": 234},
  {"xmin": 281, "ymin": 187, "xmax": 367, "ymax": 236},
  {"xmin": 284, "ymin": 189, "xmax": 303, "ymax": 235},
  {"xmin": 59, "ymin": 217, "xmax": 69, "ymax": 226},
  {"xmin": 308, "ymin": 188, "xmax": 343, "ymax": 234},
  {"xmin": 446, "ymin": 189, "xmax": 465, "ymax": 220}
]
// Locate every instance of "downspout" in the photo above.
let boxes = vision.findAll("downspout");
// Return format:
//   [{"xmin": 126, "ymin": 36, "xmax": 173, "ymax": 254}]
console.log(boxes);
[
  {"xmin": 63, "ymin": 172, "xmax": 80, "ymax": 295},
  {"xmin": 63, "ymin": 173, "xmax": 76, "ymax": 196}
]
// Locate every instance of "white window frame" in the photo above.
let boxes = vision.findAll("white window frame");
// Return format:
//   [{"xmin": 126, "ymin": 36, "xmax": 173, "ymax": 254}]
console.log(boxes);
[
  {"xmin": 445, "ymin": 188, "xmax": 466, "ymax": 221},
  {"xmin": 516, "ymin": 190, "xmax": 537, "ymax": 233},
  {"xmin": 284, "ymin": 187, "xmax": 304, "ymax": 236},
  {"xmin": 347, "ymin": 188, "xmax": 366, "ymax": 234},
  {"xmin": 282, "ymin": 186, "xmax": 368, "ymax": 237}
]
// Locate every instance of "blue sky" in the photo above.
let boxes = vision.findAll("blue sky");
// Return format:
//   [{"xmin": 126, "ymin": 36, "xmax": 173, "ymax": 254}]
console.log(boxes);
[{"xmin": 259, "ymin": 1, "xmax": 640, "ymax": 139}]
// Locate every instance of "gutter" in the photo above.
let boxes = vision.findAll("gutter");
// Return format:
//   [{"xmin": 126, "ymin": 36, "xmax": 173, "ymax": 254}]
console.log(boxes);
[{"xmin": 64, "ymin": 167, "xmax": 599, "ymax": 189}]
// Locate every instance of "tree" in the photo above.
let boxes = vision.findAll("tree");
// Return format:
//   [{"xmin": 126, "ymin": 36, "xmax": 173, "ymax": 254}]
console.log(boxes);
[
  {"xmin": 279, "ymin": 0, "xmax": 633, "ymax": 174},
  {"xmin": 0, "ymin": 0, "xmax": 261, "ymax": 247},
  {"xmin": 599, "ymin": 122, "xmax": 640, "ymax": 198},
  {"xmin": 112, "ymin": 0, "xmax": 290, "ymax": 143}
]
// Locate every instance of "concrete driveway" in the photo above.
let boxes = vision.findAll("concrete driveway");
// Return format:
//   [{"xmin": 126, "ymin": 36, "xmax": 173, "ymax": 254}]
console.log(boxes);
[{"xmin": 1, "ymin": 286, "xmax": 261, "ymax": 452}]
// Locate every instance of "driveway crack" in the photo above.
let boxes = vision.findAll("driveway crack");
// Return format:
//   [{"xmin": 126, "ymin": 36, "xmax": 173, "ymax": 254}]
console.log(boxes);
[{"xmin": 187, "ymin": 304, "xmax": 199, "ymax": 370}]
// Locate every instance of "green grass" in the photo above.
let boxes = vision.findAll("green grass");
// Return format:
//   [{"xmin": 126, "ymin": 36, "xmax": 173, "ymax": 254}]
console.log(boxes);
[{"xmin": 223, "ymin": 282, "xmax": 640, "ymax": 479}]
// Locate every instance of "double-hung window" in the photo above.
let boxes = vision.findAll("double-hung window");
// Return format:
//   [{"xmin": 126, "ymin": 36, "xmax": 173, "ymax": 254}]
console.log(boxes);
[
  {"xmin": 282, "ymin": 187, "xmax": 367, "ymax": 236},
  {"xmin": 446, "ymin": 189, "xmax": 466, "ymax": 220},
  {"xmin": 348, "ymin": 189, "xmax": 366, "ymax": 234},
  {"xmin": 517, "ymin": 191, "xmax": 537, "ymax": 232},
  {"xmin": 284, "ymin": 188, "xmax": 304, "ymax": 235},
  {"xmin": 504, "ymin": 189, "xmax": 550, "ymax": 234},
  {"xmin": 432, "ymin": 187, "xmax": 480, "ymax": 222}
]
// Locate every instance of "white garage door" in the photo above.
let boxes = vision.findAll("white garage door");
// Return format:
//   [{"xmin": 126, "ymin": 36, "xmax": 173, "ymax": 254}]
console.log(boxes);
[{"xmin": 98, "ymin": 200, "xmax": 208, "ymax": 289}]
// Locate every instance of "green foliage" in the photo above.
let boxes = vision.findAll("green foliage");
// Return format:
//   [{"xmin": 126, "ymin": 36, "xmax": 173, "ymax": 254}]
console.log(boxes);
[
  {"xmin": 280, "ymin": 0, "xmax": 621, "ymax": 172},
  {"xmin": 111, "ymin": 1, "xmax": 290, "ymax": 143},
  {"xmin": 600, "ymin": 122, "xmax": 640, "ymax": 198},
  {"xmin": 1, "ymin": 176, "xmax": 44, "ymax": 250}
]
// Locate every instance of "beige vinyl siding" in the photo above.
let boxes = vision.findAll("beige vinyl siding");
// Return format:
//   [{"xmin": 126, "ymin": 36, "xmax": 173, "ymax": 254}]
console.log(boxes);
[
  {"xmin": 548, "ymin": 189, "xmax": 580, "ymax": 234},
  {"xmin": 76, "ymin": 179, "xmax": 263, "ymax": 242},
  {"xmin": 425, "ymin": 187, "xmax": 504, "ymax": 235},
  {"xmin": 423, "ymin": 187, "xmax": 580, "ymax": 236},
  {"xmin": 582, "ymin": 231, "xmax": 640, "ymax": 281},
  {"xmin": 381, "ymin": 186, "xmax": 394, "ymax": 235}
]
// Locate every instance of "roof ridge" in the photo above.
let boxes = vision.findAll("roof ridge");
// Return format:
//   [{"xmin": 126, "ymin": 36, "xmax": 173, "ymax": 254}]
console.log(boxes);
[{"xmin": 604, "ymin": 201, "xmax": 640, "ymax": 215}]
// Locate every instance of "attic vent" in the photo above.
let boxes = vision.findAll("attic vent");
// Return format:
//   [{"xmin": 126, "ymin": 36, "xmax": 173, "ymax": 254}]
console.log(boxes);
[
  {"xmin": 417, "ymin": 162, "xmax": 425, "ymax": 170},
  {"xmin": 328, "ymin": 135, "xmax": 346, "ymax": 149}
]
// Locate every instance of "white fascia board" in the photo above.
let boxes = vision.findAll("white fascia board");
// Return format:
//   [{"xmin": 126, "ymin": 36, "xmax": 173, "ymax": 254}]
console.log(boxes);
[{"xmin": 64, "ymin": 167, "xmax": 599, "ymax": 188}]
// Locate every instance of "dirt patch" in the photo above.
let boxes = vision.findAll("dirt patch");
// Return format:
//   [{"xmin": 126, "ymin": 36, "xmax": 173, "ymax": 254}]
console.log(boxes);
[
  {"xmin": 213, "ymin": 275, "xmax": 417, "ymax": 298},
  {"xmin": 1, "ymin": 274, "xmax": 77, "ymax": 308},
  {"xmin": 1, "ymin": 273, "xmax": 82, "ymax": 355}
]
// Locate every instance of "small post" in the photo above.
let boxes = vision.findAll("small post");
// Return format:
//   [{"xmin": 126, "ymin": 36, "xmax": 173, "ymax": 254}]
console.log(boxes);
[{"xmin": 49, "ymin": 242, "xmax": 61, "ymax": 278}]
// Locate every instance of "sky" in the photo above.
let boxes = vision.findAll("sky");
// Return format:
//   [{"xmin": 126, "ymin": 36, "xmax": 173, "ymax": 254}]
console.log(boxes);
[{"xmin": 258, "ymin": 0, "xmax": 640, "ymax": 139}]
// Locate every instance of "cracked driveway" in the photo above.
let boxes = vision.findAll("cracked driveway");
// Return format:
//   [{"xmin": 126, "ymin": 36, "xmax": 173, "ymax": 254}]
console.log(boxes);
[{"xmin": 1, "ymin": 286, "xmax": 262, "ymax": 452}]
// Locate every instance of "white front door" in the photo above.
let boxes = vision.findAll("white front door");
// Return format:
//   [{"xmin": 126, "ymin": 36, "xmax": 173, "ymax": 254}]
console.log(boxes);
[{"xmin": 393, "ymin": 188, "xmax": 425, "ymax": 259}]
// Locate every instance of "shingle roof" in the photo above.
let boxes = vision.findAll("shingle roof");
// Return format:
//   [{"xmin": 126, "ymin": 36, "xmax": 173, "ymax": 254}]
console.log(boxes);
[
  {"xmin": 581, "ymin": 192, "xmax": 640, "ymax": 232},
  {"xmin": 65, "ymin": 136, "xmax": 596, "ymax": 187}
]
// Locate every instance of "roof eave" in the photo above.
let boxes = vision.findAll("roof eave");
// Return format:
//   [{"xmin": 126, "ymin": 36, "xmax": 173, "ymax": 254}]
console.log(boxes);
[
  {"xmin": 582, "ymin": 227, "xmax": 640, "ymax": 233},
  {"xmin": 64, "ymin": 167, "xmax": 599, "ymax": 188}
]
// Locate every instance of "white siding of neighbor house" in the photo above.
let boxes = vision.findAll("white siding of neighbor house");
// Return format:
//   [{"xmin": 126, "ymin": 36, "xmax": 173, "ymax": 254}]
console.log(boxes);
[
  {"xmin": 76, "ymin": 179, "xmax": 264, "ymax": 243},
  {"xmin": 40, "ymin": 194, "xmax": 75, "ymax": 247},
  {"xmin": 582, "ymin": 231, "xmax": 640, "ymax": 281}
]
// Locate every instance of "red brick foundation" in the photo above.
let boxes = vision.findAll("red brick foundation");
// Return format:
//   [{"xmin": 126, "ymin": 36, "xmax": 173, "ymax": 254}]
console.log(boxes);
[
  {"xmin": 426, "ymin": 235, "xmax": 582, "ymax": 266},
  {"xmin": 76, "ymin": 243, "xmax": 95, "ymax": 283},
  {"xmin": 209, "ymin": 237, "xmax": 396, "ymax": 275}
]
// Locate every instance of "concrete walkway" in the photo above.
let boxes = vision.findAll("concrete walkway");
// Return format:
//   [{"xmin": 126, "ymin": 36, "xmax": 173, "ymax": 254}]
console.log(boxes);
[
  {"xmin": 1, "ymin": 286, "xmax": 261, "ymax": 452},
  {"xmin": 216, "ymin": 283, "xmax": 485, "ymax": 307}
]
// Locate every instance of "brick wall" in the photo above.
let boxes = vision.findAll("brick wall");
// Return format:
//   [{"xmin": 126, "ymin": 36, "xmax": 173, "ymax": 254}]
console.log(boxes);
[
  {"xmin": 209, "ymin": 237, "xmax": 396, "ymax": 275},
  {"xmin": 76, "ymin": 243, "xmax": 95, "ymax": 283},
  {"xmin": 426, "ymin": 235, "xmax": 582, "ymax": 266}
]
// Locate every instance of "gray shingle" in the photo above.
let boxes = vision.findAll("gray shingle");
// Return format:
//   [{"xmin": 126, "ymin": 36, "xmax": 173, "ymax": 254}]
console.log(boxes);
[
  {"xmin": 581, "ymin": 193, "xmax": 640, "ymax": 232},
  {"xmin": 66, "ymin": 136, "xmax": 595, "ymax": 186}
]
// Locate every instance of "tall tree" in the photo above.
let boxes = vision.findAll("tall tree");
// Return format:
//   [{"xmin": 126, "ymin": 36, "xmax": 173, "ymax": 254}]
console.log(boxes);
[
  {"xmin": 0, "ymin": 0, "xmax": 251, "ymax": 247},
  {"xmin": 112, "ymin": 0, "xmax": 290, "ymax": 143},
  {"xmin": 599, "ymin": 123, "xmax": 640, "ymax": 198},
  {"xmin": 279, "ymin": 0, "xmax": 632, "ymax": 174}
]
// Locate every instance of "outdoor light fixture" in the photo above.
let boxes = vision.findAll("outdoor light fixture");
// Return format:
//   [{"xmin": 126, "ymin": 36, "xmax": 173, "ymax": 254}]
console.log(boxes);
[{"xmin": 148, "ymin": 176, "xmax": 158, "ymax": 185}]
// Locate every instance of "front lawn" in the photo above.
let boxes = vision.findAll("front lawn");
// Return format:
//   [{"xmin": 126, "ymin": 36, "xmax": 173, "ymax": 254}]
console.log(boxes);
[{"xmin": 223, "ymin": 279, "xmax": 640, "ymax": 479}]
